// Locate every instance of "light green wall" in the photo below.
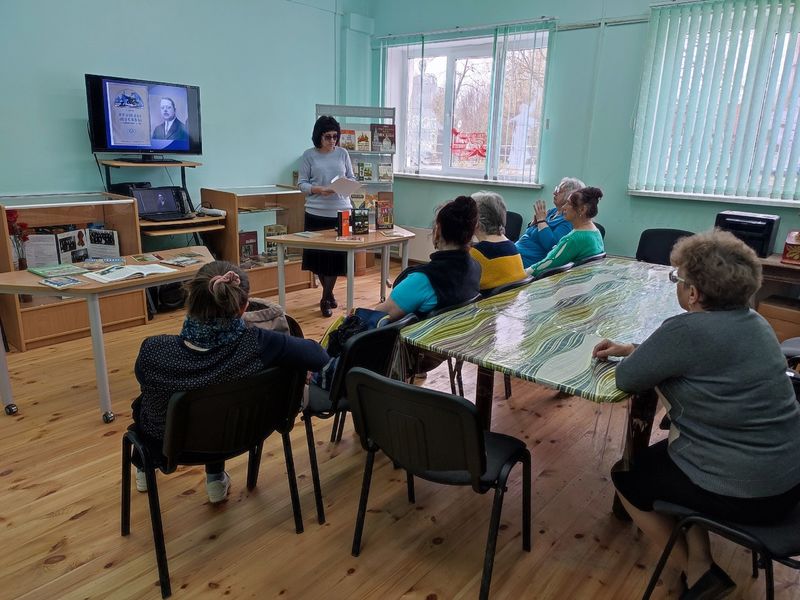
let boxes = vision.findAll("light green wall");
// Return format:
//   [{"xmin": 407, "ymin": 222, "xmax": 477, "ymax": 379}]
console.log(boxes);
[
  {"xmin": 371, "ymin": 0, "xmax": 800, "ymax": 257},
  {"xmin": 0, "ymin": 0, "xmax": 372, "ymax": 198}
]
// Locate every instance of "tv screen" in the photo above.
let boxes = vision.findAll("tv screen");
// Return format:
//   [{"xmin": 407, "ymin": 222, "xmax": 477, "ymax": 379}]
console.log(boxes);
[{"xmin": 85, "ymin": 73, "xmax": 202, "ymax": 159}]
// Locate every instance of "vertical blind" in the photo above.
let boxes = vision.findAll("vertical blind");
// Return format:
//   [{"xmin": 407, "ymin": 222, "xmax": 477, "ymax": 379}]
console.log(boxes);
[{"xmin": 629, "ymin": 0, "xmax": 800, "ymax": 201}]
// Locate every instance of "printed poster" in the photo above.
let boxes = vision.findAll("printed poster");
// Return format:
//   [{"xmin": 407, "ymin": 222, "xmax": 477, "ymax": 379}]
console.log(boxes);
[{"xmin": 106, "ymin": 82, "xmax": 151, "ymax": 147}]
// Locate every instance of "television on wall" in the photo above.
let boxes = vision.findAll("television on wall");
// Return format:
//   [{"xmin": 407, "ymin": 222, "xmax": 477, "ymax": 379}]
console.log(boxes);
[{"xmin": 85, "ymin": 73, "xmax": 202, "ymax": 161}]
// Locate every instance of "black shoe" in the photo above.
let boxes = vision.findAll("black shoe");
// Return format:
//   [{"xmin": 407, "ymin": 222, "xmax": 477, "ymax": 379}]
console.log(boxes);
[
  {"xmin": 681, "ymin": 563, "xmax": 735, "ymax": 600},
  {"xmin": 320, "ymin": 299, "xmax": 333, "ymax": 318},
  {"xmin": 329, "ymin": 295, "xmax": 338, "ymax": 309}
]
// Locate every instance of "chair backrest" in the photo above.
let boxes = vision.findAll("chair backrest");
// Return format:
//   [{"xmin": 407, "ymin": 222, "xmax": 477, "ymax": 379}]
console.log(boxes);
[
  {"xmin": 482, "ymin": 275, "xmax": 534, "ymax": 298},
  {"xmin": 573, "ymin": 252, "xmax": 606, "ymax": 267},
  {"xmin": 161, "ymin": 367, "xmax": 306, "ymax": 472},
  {"xmin": 504, "ymin": 211, "xmax": 524, "ymax": 242},
  {"xmin": 347, "ymin": 367, "xmax": 487, "ymax": 491},
  {"xmin": 533, "ymin": 262, "xmax": 574, "ymax": 281},
  {"xmin": 285, "ymin": 314, "xmax": 304, "ymax": 339},
  {"xmin": 326, "ymin": 318, "xmax": 412, "ymax": 409},
  {"xmin": 636, "ymin": 228, "xmax": 694, "ymax": 265},
  {"xmin": 427, "ymin": 293, "xmax": 482, "ymax": 318},
  {"xmin": 594, "ymin": 222, "xmax": 606, "ymax": 239}
]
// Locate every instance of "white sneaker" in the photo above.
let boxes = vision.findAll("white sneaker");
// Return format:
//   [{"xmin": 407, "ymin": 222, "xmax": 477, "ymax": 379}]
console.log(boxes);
[
  {"xmin": 135, "ymin": 469, "xmax": 148, "ymax": 493},
  {"xmin": 206, "ymin": 472, "xmax": 231, "ymax": 504}
]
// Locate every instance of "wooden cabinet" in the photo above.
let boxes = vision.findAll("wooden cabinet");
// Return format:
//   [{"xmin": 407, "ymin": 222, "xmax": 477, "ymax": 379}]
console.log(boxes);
[
  {"xmin": 199, "ymin": 186, "xmax": 314, "ymax": 297},
  {"xmin": 0, "ymin": 193, "xmax": 147, "ymax": 351}
]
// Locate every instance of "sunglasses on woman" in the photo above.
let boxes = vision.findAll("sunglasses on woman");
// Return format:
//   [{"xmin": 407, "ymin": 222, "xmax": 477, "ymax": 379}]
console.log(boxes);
[{"xmin": 322, "ymin": 133, "xmax": 339, "ymax": 141}]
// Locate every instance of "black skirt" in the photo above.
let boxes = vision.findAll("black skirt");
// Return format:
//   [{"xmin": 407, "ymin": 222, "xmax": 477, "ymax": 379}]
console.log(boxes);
[{"xmin": 301, "ymin": 212, "xmax": 346, "ymax": 276}]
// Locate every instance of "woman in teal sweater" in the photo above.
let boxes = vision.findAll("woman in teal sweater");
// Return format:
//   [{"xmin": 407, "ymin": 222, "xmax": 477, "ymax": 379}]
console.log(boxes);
[{"xmin": 526, "ymin": 186, "xmax": 604, "ymax": 277}]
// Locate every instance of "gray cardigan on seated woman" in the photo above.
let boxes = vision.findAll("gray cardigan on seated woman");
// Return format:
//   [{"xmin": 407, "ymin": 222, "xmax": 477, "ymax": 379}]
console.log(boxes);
[{"xmin": 615, "ymin": 308, "xmax": 800, "ymax": 498}]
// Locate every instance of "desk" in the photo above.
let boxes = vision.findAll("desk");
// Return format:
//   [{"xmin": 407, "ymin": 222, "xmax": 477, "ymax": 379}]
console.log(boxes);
[
  {"xmin": 401, "ymin": 256, "xmax": 681, "ymax": 467},
  {"xmin": 760, "ymin": 254, "xmax": 800, "ymax": 285},
  {"xmin": 0, "ymin": 246, "xmax": 214, "ymax": 422},
  {"xmin": 271, "ymin": 227, "xmax": 415, "ymax": 313}
]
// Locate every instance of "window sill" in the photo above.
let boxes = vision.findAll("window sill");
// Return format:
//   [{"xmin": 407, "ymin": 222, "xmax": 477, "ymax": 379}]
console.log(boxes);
[
  {"xmin": 629, "ymin": 189, "xmax": 799, "ymax": 209},
  {"xmin": 396, "ymin": 172, "xmax": 543, "ymax": 190}
]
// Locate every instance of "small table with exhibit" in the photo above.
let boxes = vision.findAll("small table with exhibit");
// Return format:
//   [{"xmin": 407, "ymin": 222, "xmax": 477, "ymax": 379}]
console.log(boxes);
[
  {"xmin": 0, "ymin": 246, "xmax": 214, "ymax": 422},
  {"xmin": 270, "ymin": 227, "xmax": 415, "ymax": 313}
]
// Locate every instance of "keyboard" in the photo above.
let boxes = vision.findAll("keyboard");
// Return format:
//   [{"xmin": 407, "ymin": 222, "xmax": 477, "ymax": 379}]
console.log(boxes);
[{"xmin": 140, "ymin": 212, "xmax": 195, "ymax": 222}]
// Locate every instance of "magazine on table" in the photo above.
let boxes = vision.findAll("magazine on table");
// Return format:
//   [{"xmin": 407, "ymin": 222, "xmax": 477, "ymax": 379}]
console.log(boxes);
[
  {"xmin": 40, "ymin": 276, "xmax": 84, "ymax": 290},
  {"xmin": 83, "ymin": 264, "xmax": 177, "ymax": 283},
  {"xmin": 160, "ymin": 256, "xmax": 201, "ymax": 267},
  {"xmin": 27, "ymin": 263, "xmax": 88, "ymax": 277}
]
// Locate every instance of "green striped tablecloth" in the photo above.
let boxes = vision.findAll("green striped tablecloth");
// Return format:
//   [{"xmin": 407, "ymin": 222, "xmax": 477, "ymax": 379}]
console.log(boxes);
[{"xmin": 400, "ymin": 257, "xmax": 682, "ymax": 403}]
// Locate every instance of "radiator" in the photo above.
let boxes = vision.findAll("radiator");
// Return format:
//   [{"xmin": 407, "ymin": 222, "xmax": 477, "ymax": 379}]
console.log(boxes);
[{"xmin": 396, "ymin": 225, "xmax": 433, "ymax": 263}]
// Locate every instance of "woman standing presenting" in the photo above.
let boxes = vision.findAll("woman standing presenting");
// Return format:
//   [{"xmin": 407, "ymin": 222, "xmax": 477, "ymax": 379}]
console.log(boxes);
[{"xmin": 298, "ymin": 115, "xmax": 356, "ymax": 317}]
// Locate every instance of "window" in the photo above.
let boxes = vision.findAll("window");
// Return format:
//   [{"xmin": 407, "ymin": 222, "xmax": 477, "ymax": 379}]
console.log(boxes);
[
  {"xmin": 380, "ymin": 22, "xmax": 553, "ymax": 184},
  {"xmin": 629, "ymin": 0, "xmax": 800, "ymax": 202}
]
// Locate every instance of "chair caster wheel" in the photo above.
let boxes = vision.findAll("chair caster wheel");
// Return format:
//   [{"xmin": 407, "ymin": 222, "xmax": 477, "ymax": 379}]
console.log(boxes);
[
  {"xmin": 102, "ymin": 411, "xmax": 115, "ymax": 423},
  {"xmin": 4, "ymin": 403, "xmax": 18, "ymax": 415}
]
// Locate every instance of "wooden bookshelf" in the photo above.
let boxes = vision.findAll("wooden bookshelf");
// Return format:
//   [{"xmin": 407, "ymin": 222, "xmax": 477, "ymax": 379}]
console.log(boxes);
[
  {"xmin": 0, "ymin": 192, "xmax": 147, "ymax": 351},
  {"xmin": 200, "ymin": 186, "xmax": 313, "ymax": 297}
]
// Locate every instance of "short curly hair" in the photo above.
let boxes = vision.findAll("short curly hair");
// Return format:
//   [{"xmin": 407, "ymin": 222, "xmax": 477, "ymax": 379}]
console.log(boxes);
[
  {"xmin": 472, "ymin": 191, "xmax": 507, "ymax": 235},
  {"xmin": 311, "ymin": 115, "xmax": 341, "ymax": 148},
  {"xmin": 670, "ymin": 228, "xmax": 762, "ymax": 310}
]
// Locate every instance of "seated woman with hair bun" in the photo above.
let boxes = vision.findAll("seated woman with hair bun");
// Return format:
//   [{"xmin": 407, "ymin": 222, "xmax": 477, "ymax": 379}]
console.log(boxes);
[
  {"xmin": 375, "ymin": 195, "xmax": 481, "ymax": 321},
  {"xmin": 133, "ymin": 260, "xmax": 329, "ymax": 504},
  {"xmin": 526, "ymin": 186, "xmax": 605, "ymax": 278}
]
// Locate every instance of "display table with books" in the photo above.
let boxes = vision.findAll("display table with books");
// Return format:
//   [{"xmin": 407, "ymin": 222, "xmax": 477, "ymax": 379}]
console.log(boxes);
[
  {"xmin": 0, "ymin": 246, "xmax": 214, "ymax": 422},
  {"xmin": 270, "ymin": 226, "xmax": 414, "ymax": 313}
]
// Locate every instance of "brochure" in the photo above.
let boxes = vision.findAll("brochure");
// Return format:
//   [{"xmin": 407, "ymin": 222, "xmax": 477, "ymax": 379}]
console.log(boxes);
[
  {"xmin": 329, "ymin": 175, "xmax": 362, "ymax": 196},
  {"xmin": 160, "ymin": 256, "xmax": 201, "ymax": 267},
  {"xmin": 41, "ymin": 276, "xmax": 84, "ymax": 290},
  {"xmin": 27, "ymin": 263, "xmax": 89, "ymax": 277},
  {"xmin": 83, "ymin": 264, "xmax": 176, "ymax": 283}
]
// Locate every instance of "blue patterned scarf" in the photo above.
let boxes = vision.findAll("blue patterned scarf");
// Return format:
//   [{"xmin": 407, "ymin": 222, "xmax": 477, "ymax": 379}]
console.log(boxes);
[{"xmin": 180, "ymin": 316, "xmax": 246, "ymax": 350}]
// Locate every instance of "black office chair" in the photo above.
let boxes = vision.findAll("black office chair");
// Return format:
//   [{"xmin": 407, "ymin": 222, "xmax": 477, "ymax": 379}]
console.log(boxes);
[
  {"xmin": 405, "ymin": 294, "xmax": 482, "ymax": 394},
  {"xmin": 642, "ymin": 373, "xmax": 800, "ymax": 600},
  {"xmin": 346, "ymin": 368, "xmax": 532, "ymax": 600},
  {"xmin": 303, "ymin": 315, "xmax": 416, "ymax": 524},
  {"xmin": 505, "ymin": 211, "xmax": 524, "ymax": 242},
  {"xmin": 573, "ymin": 252, "xmax": 607, "ymax": 267},
  {"xmin": 595, "ymin": 222, "xmax": 606, "ymax": 239},
  {"xmin": 121, "ymin": 367, "xmax": 307, "ymax": 598},
  {"xmin": 635, "ymin": 228, "xmax": 694, "ymax": 266},
  {"xmin": 481, "ymin": 275, "xmax": 534, "ymax": 299},
  {"xmin": 533, "ymin": 262, "xmax": 575, "ymax": 281}
]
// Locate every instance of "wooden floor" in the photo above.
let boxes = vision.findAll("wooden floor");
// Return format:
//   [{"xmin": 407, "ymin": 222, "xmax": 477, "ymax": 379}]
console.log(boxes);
[{"xmin": 1, "ymin": 266, "xmax": 797, "ymax": 599}]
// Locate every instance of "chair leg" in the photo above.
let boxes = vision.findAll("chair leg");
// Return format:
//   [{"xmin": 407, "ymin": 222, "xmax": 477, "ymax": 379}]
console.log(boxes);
[
  {"xmin": 406, "ymin": 471, "xmax": 415, "ymax": 503},
  {"xmin": 121, "ymin": 436, "xmax": 133, "ymax": 536},
  {"xmin": 751, "ymin": 550, "xmax": 759, "ymax": 578},
  {"xmin": 334, "ymin": 411, "xmax": 347, "ymax": 442},
  {"xmin": 246, "ymin": 441, "xmax": 263, "ymax": 490},
  {"xmin": 330, "ymin": 412, "xmax": 341, "ymax": 443},
  {"xmin": 303, "ymin": 413, "xmax": 325, "ymax": 524},
  {"xmin": 503, "ymin": 374, "xmax": 512, "ymax": 399},
  {"xmin": 351, "ymin": 449, "xmax": 376, "ymax": 557},
  {"xmin": 281, "ymin": 432, "xmax": 304, "ymax": 534},
  {"xmin": 641, "ymin": 521, "xmax": 687, "ymax": 600},
  {"xmin": 764, "ymin": 557, "xmax": 774, "ymax": 600},
  {"xmin": 521, "ymin": 451, "xmax": 532, "ymax": 552},
  {"xmin": 480, "ymin": 486, "xmax": 506, "ymax": 600},
  {"xmin": 447, "ymin": 358, "xmax": 458, "ymax": 395},
  {"xmin": 143, "ymin": 468, "xmax": 171, "ymax": 598}
]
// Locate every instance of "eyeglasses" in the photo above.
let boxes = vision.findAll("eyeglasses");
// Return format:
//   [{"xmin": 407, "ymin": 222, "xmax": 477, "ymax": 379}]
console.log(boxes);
[
  {"xmin": 553, "ymin": 186, "xmax": 561, "ymax": 195},
  {"xmin": 322, "ymin": 133, "xmax": 339, "ymax": 141},
  {"xmin": 668, "ymin": 269, "xmax": 686, "ymax": 285}
]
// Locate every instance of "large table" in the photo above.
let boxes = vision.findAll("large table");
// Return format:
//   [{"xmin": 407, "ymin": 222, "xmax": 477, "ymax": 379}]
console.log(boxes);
[
  {"xmin": 400, "ymin": 257, "xmax": 682, "ymax": 513},
  {"xmin": 271, "ymin": 227, "xmax": 415, "ymax": 312},
  {"xmin": 0, "ymin": 246, "xmax": 214, "ymax": 422}
]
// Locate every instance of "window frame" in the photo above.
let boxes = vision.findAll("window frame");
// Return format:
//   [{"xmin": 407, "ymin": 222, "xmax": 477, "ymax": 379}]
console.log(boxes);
[{"xmin": 382, "ymin": 23, "xmax": 553, "ymax": 185}]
